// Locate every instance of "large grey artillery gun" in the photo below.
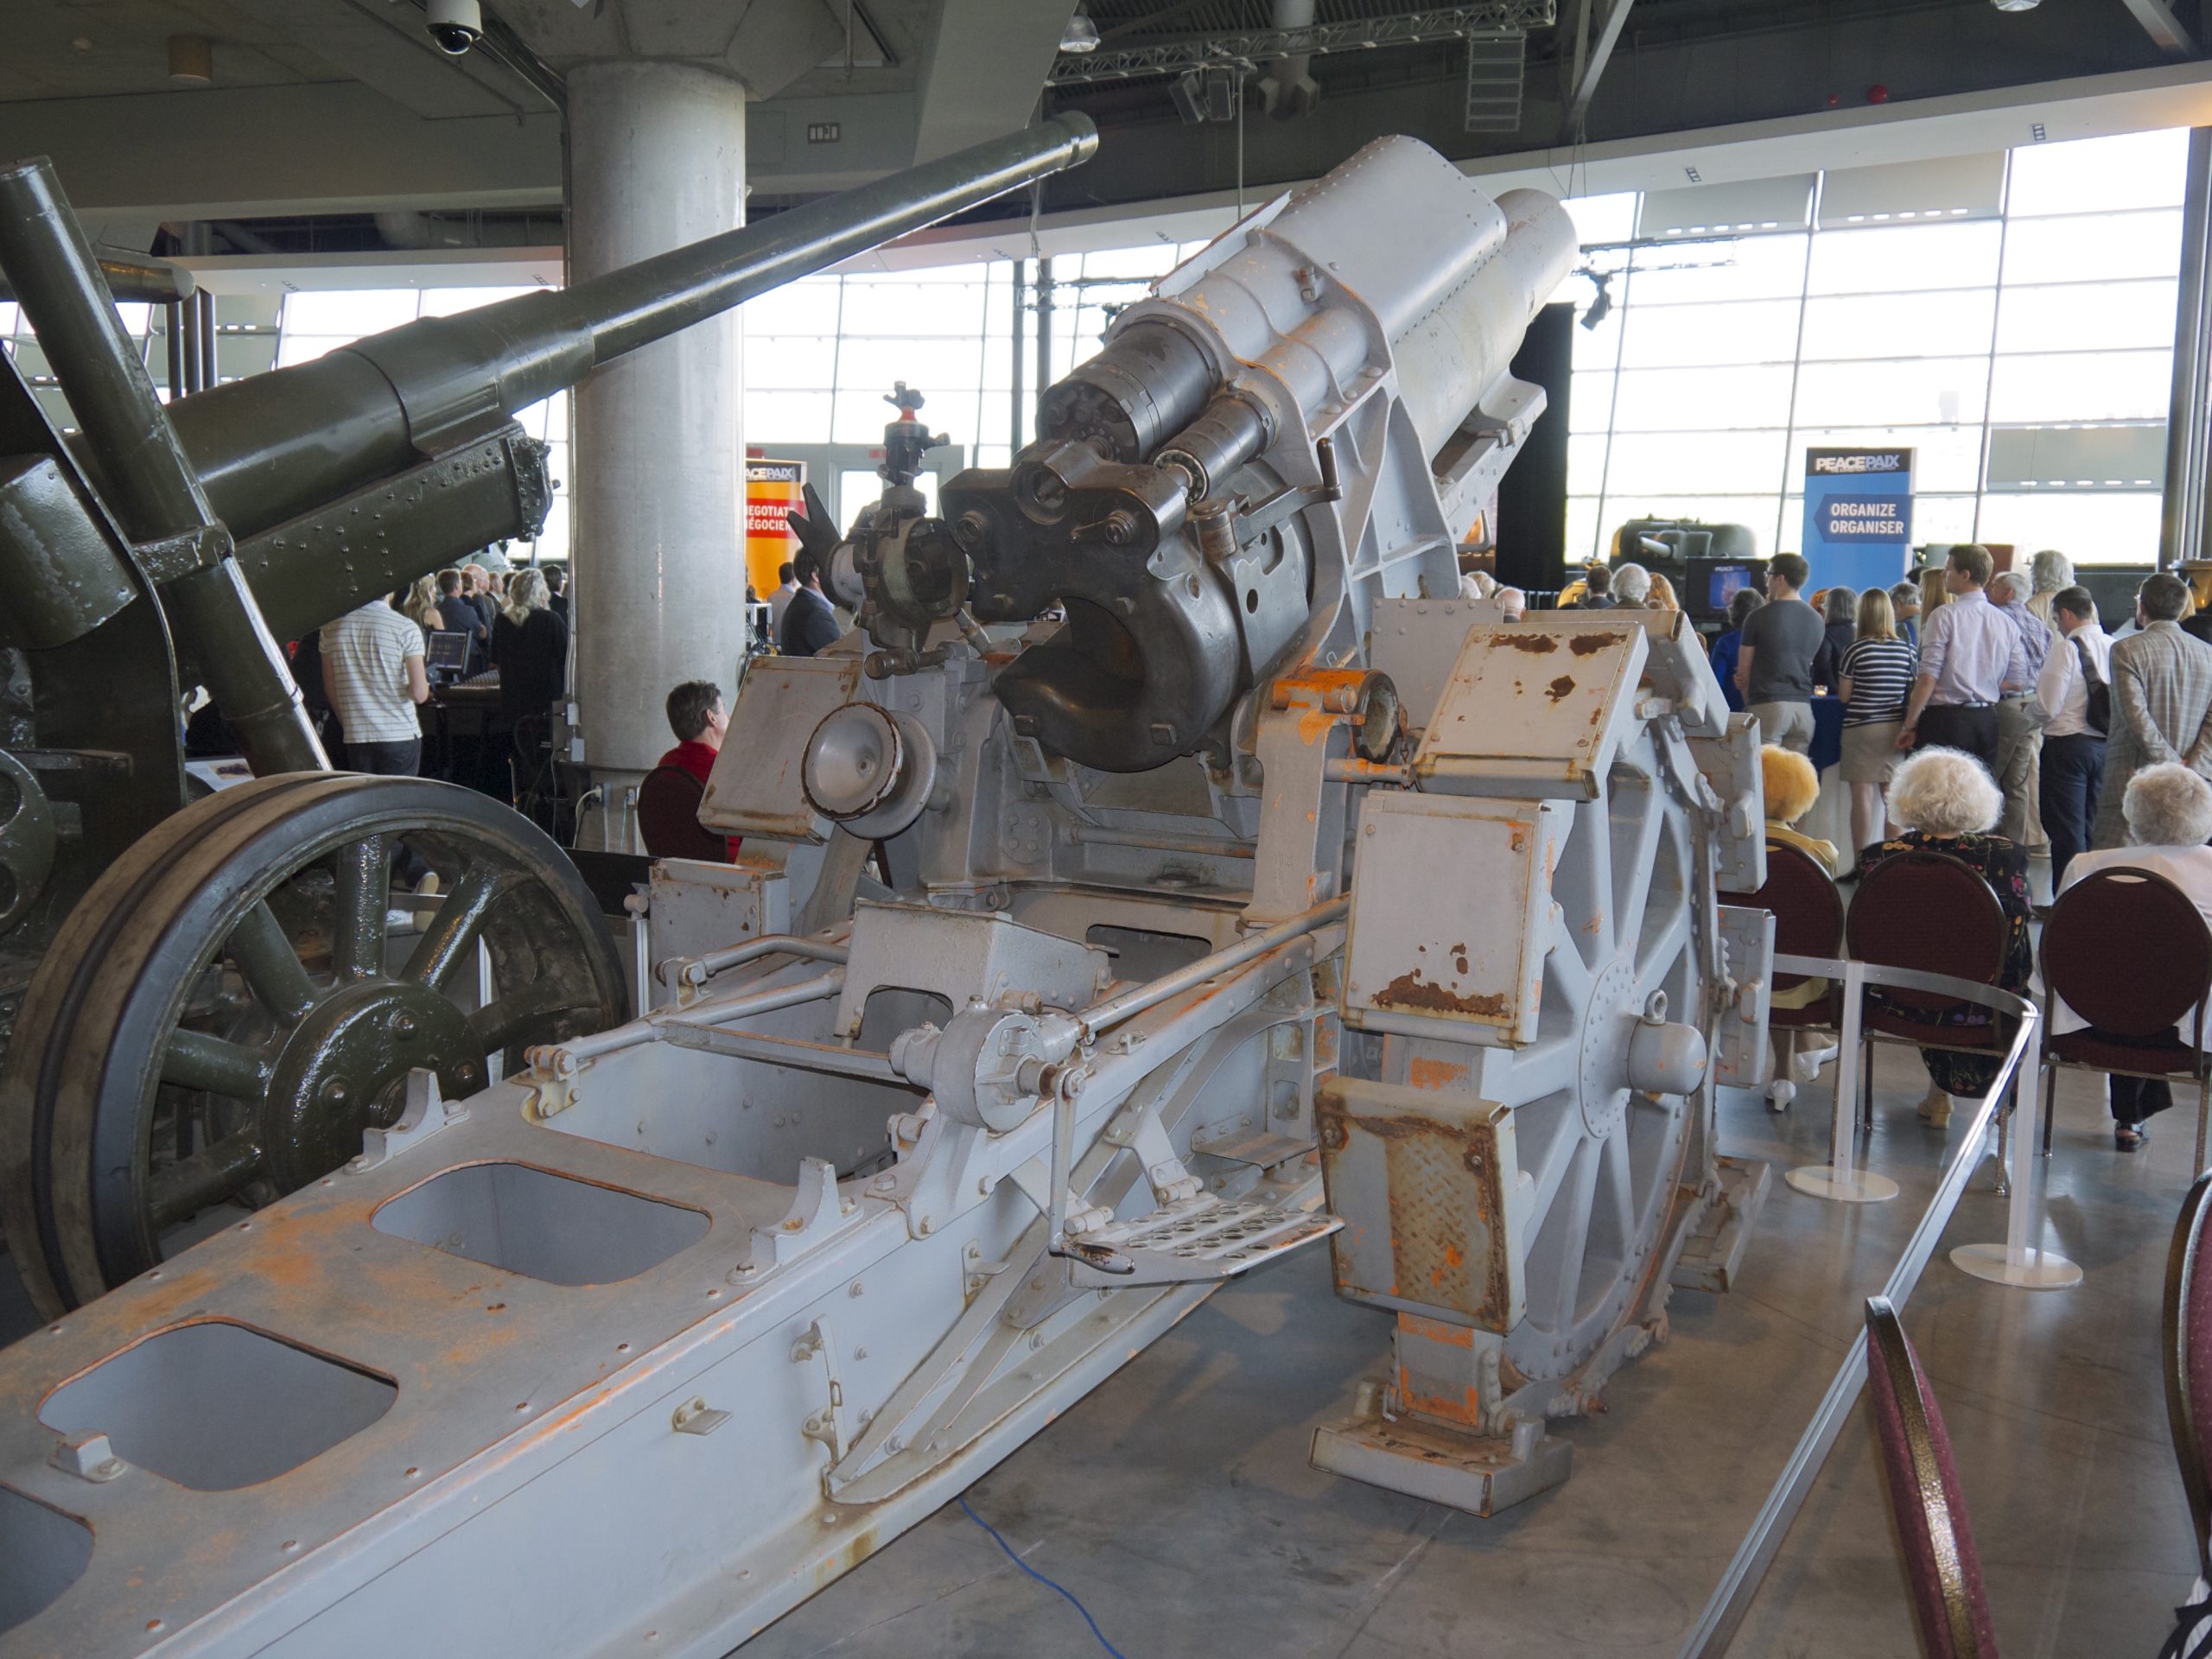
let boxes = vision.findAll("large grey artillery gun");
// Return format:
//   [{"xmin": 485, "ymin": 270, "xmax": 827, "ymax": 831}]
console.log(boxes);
[
  {"xmin": 0, "ymin": 135, "xmax": 1774, "ymax": 1656},
  {"xmin": 0, "ymin": 117, "xmax": 1101, "ymax": 1317}
]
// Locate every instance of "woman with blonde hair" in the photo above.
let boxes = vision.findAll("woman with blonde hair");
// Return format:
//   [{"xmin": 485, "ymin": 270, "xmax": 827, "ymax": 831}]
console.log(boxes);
[
  {"xmin": 1646, "ymin": 571, "xmax": 1681, "ymax": 612},
  {"xmin": 1837, "ymin": 588, "xmax": 1916, "ymax": 857},
  {"xmin": 489, "ymin": 566, "xmax": 569, "ymax": 746},
  {"xmin": 1916, "ymin": 565, "xmax": 1949, "ymax": 628},
  {"xmin": 1858, "ymin": 747, "xmax": 2032, "ymax": 1128},
  {"xmin": 1761, "ymin": 743, "xmax": 1840, "ymax": 1109},
  {"xmin": 404, "ymin": 573, "xmax": 443, "ymax": 636}
]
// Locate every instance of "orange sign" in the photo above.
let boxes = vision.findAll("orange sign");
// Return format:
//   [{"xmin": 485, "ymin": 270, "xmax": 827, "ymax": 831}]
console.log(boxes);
[{"xmin": 744, "ymin": 458, "xmax": 806, "ymax": 598}]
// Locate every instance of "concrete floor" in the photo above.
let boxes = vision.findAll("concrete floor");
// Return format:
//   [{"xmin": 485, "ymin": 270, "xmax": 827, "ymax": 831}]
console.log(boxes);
[
  {"xmin": 0, "ymin": 1058, "xmax": 2194, "ymax": 1657},
  {"xmin": 738, "ymin": 1060, "xmax": 2202, "ymax": 1659}
]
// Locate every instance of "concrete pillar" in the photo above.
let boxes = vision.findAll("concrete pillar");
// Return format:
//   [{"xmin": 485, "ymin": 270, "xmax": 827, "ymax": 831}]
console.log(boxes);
[{"xmin": 569, "ymin": 60, "xmax": 746, "ymax": 837}]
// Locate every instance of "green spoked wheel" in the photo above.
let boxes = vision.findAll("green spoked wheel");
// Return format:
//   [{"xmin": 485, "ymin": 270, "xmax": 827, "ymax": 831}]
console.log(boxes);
[{"xmin": 0, "ymin": 773, "xmax": 626, "ymax": 1315}]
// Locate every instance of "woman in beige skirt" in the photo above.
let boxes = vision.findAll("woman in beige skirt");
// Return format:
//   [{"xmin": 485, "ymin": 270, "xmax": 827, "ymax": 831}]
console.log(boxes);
[{"xmin": 1837, "ymin": 588, "xmax": 1917, "ymax": 861}]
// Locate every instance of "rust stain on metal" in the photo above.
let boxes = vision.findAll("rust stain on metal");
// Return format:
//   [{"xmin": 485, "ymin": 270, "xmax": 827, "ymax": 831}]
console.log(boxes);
[
  {"xmin": 1569, "ymin": 632, "xmax": 1619, "ymax": 656},
  {"xmin": 1379, "ymin": 1118, "xmax": 1510, "ymax": 1330},
  {"xmin": 1406, "ymin": 1056, "xmax": 1468, "ymax": 1091},
  {"xmin": 1546, "ymin": 675, "xmax": 1576, "ymax": 702},
  {"xmin": 1402, "ymin": 1313, "xmax": 1472, "ymax": 1347},
  {"xmin": 1375, "ymin": 970, "xmax": 1508, "ymax": 1019},
  {"xmin": 1318, "ymin": 1090, "xmax": 1511, "ymax": 1330},
  {"xmin": 1491, "ymin": 632, "xmax": 1558, "ymax": 654}
]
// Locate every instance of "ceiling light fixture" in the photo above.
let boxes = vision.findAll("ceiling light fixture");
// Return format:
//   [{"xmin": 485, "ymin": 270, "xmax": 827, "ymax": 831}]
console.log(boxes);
[
  {"xmin": 1060, "ymin": 12, "xmax": 1100, "ymax": 53},
  {"xmin": 1990, "ymin": 0, "xmax": 2040, "ymax": 12},
  {"xmin": 168, "ymin": 34, "xmax": 213, "ymax": 84}
]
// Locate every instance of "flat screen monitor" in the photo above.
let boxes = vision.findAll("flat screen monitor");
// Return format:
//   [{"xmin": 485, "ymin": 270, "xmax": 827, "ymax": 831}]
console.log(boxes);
[
  {"xmin": 426, "ymin": 630, "xmax": 471, "ymax": 673},
  {"xmin": 1685, "ymin": 558, "xmax": 1764, "ymax": 620}
]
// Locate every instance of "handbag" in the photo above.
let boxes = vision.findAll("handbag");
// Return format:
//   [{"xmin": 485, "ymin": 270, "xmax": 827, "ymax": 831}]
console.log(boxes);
[{"xmin": 2075, "ymin": 635, "xmax": 2111, "ymax": 736}]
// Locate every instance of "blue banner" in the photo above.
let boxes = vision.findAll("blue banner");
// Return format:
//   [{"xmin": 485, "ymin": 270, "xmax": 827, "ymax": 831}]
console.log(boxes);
[{"xmin": 1802, "ymin": 448, "xmax": 1914, "ymax": 593}]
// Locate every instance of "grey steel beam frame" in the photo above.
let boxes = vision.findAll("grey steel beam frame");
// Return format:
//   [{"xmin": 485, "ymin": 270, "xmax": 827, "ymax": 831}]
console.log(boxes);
[
  {"xmin": 1675, "ymin": 954, "xmax": 2040, "ymax": 1658},
  {"xmin": 2162, "ymin": 128, "xmax": 2212, "ymax": 570},
  {"xmin": 1559, "ymin": 0, "xmax": 1634, "ymax": 140},
  {"xmin": 2122, "ymin": 0, "xmax": 2196, "ymax": 56},
  {"xmin": 1046, "ymin": 3, "xmax": 1554, "ymax": 83}
]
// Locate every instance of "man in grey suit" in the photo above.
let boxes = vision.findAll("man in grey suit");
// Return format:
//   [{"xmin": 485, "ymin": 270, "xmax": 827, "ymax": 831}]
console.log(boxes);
[{"xmin": 2094, "ymin": 571, "xmax": 2212, "ymax": 849}]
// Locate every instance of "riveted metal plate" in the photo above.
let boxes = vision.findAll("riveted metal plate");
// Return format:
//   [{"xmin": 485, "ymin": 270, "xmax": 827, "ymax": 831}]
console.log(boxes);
[
  {"xmin": 1413, "ymin": 621, "xmax": 1646, "ymax": 800},
  {"xmin": 697, "ymin": 657, "xmax": 864, "ymax": 842},
  {"xmin": 1317, "ymin": 1074, "xmax": 1525, "ymax": 1331},
  {"xmin": 1343, "ymin": 790, "xmax": 1565, "ymax": 1039}
]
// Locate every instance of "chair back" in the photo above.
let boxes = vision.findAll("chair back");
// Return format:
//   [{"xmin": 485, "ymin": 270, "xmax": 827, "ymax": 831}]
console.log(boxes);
[
  {"xmin": 637, "ymin": 766, "xmax": 728, "ymax": 863},
  {"xmin": 1865, "ymin": 1296, "xmax": 2000, "ymax": 1659},
  {"xmin": 2046, "ymin": 866, "xmax": 2212, "ymax": 1040},
  {"xmin": 2167, "ymin": 1174, "xmax": 2212, "ymax": 1574},
  {"xmin": 1722, "ymin": 840, "xmax": 1845, "ymax": 995},
  {"xmin": 1847, "ymin": 850, "xmax": 2006, "ymax": 1014}
]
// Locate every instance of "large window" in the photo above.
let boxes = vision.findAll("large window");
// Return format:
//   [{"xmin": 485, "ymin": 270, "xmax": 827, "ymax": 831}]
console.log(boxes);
[
  {"xmin": 1569, "ymin": 126, "xmax": 2192, "ymax": 568},
  {"xmin": 6, "ymin": 127, "xmax": 2193, "ymax": 578}
]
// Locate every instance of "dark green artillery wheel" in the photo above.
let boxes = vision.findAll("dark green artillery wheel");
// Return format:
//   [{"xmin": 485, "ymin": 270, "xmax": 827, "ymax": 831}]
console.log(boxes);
[{"xmin": 0, "ymin": 773, "xmax": 626, "ymax": 1316}]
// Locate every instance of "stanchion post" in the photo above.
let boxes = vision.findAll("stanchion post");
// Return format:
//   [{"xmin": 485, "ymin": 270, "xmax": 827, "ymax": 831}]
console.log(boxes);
[
  {"xmin": 1952, "ymin": 1058, "xmax": 2082, "ymax": 1289},
  {"xmin": 1785, "ymin": 960, "xmax": 1899, "ymax": 1204}
]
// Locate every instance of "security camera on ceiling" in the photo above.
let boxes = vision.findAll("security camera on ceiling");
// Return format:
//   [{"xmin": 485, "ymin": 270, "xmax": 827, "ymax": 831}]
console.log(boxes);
[{"xmin": 425, "ymin": 0, "xmax": 483, "ymax": 55}]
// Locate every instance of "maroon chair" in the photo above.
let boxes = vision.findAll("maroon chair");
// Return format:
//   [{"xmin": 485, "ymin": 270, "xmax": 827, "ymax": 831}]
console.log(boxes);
[
  {"xmin": 2042, "ymin": 867, "xmax": 2212, "ymax": 1160},
  {"xmin": 1866, "ymin": 1296, "xmax": 1999, "ymax": 1659},
  {"xmin": 1722, "ymin": 839, "xmax": 1847, "ymax": 1034},
  {"xmin": 2164, "ymin": 1178, "xmax": 2212, "ymax": 1659},
  {"xmin": 1845, "ymin": 851, "xmax": 2016, "ymax": 1133},
  {"xmin": 636, "ymin": 765, "xmax": 730, "ymax": 863}
]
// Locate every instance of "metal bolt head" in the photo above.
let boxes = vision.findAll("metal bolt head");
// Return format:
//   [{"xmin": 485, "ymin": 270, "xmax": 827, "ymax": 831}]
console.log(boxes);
[
  {"xmin": 320, "ymin": 1078, "xmax": 349, "ymax": 1106},
  {"xmin": 953, "ymin": 511, "xmax": 989, "ymax": 549},
  {"xmin": 1103, "ymin": 509, "xmax": 1139, "ymax": 546},
  {"xmin": 391, "ymin": 1010, "xmax": 417, "ymax": 1039}
]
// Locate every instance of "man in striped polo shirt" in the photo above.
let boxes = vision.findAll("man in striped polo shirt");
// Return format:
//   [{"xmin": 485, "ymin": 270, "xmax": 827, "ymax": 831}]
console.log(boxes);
[{"xmin": 320, "ymin": 593, "xmax": 429, "ymax": 778}]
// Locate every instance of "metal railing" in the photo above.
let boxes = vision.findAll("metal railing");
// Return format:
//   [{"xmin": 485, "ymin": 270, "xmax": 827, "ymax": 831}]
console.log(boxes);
[{"xmin": 1675, "ymin": 954, "xmax": 2040, "ymax": 1658}]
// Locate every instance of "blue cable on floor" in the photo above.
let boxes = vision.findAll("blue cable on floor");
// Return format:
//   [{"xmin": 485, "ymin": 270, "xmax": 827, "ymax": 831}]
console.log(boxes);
[{"xmin": 958, "ymin": 1496, "xmax": 1130, "ymax": 1659}]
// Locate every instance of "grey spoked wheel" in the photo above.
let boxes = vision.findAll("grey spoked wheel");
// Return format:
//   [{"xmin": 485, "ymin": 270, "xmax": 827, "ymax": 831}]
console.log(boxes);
[
  {"xmin": 1494, "ymin": 717, "xmax": 1709, "ymax": 1399},
  {"xmin": 0, "ymin": 772, "xmax": 626, "ymax": 1315}
]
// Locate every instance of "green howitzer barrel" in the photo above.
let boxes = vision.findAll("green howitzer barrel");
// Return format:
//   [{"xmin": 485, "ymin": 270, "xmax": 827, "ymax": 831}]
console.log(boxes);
[
  {"xmin": 2, "ymin": 114, "xmax": 1096, "ymax": 666},
  {"xmin": 0, "ymin": 114, "xmax": 1096, "ymax": 955}
]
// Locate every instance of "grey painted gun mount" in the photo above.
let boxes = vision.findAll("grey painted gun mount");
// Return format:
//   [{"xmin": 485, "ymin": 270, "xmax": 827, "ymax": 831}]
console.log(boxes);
[{"xmin": 0, "ymin": 134, "xmax": 1775, "ymax": 1656}]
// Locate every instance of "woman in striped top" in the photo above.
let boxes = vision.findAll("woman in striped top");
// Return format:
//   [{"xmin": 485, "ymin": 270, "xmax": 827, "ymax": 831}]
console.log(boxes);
[{"xmin": 1838, "ymin": 588, "xmax": 1918, "ymax": 858}]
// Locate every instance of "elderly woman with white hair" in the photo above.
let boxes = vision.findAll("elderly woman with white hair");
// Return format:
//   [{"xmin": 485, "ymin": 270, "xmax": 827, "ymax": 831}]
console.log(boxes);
[
  {"xmin": 2028, "ymin": 548, "xmax": 2074, "ymax": 625},
  {"xmin": 1858, "ymin": 746, "xmax": 2034, "ymax": 1127},
  {"xmin": 1610, "ymin": 562, "xmax": 1652, "ymax": 607},
  {"xmin": 2056, "ymin": 762, "xmax": 2212, "ymax": 1149},
  {"xmin": 1459, "ymin": 568, "xmax": 1499, "ymax": 602}
]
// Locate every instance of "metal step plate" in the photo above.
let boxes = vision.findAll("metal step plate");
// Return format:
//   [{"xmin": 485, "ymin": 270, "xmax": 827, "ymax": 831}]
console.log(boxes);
[{"xmin": 1059, "ymin": 1194, "xmax": 1343, "ymax": 1286}]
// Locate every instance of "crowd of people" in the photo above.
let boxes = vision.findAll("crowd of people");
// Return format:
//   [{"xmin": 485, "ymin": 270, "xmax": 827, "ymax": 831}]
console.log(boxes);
[
  {"xmin": 1706, "ymin": 541, "xmax": 2212, "ymax": 1150},
  {"xmin": 302, "ymin": 555, "xmax": 571, "ymax": 812}
]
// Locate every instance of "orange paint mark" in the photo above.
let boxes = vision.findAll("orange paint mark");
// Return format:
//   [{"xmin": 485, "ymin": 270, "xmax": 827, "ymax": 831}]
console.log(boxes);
[
  {"xmin": 1401, "ymin": 1313, "xmax": 1472, "ymax": 1346},
  {"xmin": 1407, "ymin": 1056, "xmax": 1470, "ymax": 1091}
]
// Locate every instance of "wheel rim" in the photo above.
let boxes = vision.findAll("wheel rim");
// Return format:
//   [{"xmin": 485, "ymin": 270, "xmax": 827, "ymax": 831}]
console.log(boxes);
[
  {"xmin": 1494, "ymin": 721, "xmax": 1707, "ymax": 1390},
  {"xmin": 0, "ymin": 773, "xmax": 627, "ymax": 1314}
]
